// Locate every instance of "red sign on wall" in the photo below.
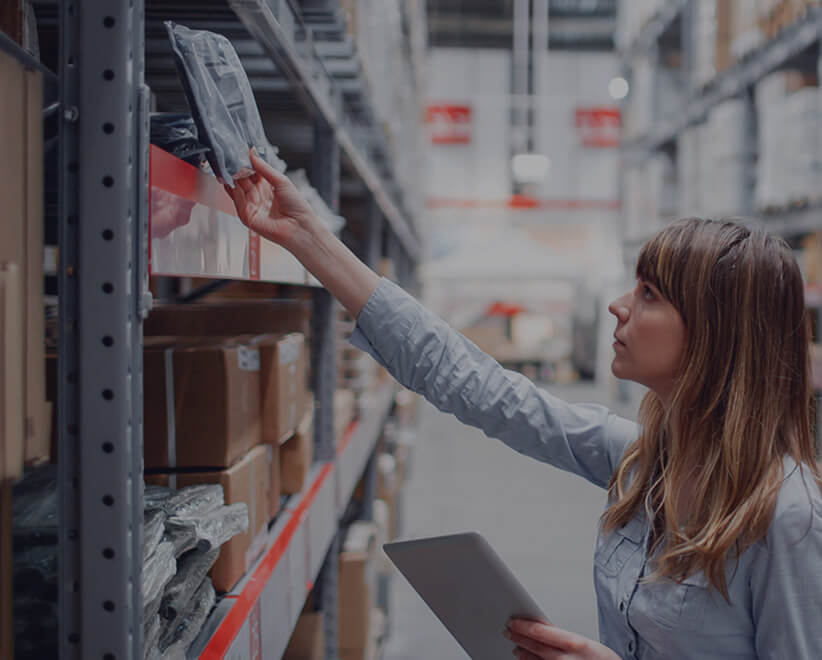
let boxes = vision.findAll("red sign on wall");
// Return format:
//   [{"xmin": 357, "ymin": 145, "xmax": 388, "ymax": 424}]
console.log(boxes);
[
  {"xmin": 574, "ymin": 107, "xmax": 621, "ymax": 148},
  {"xmin": 425, "ymin": 104, "xmax": 472, "ymax": 144}
]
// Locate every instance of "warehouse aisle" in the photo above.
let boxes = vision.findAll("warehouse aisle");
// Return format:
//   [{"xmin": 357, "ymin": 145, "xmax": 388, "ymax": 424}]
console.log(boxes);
[{"xmin": 383, "ymin": 381, "xmax": 638, "ymax": 659}]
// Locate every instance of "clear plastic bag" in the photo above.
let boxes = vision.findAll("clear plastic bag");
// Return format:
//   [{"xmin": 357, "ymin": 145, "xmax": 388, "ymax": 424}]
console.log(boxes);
[
  {"xmin": 150, "ymin": 113, "xmax": 210, "ymax": 166},
  {"xmin": 144, "ymin": 484, "xmax": 175, "ymax": 512},
  {"xmin": 143, "ymin": 541, "xmax": 177, "ymax": 606},
  {"xmin": 164, "ymin": 484, "xmax": 224, "ymax": 519},
  {"xmin": 165, "ymin": 502, "xmax": 249, "ymax": 552},
  {"xmin": 160, "ymin": 547, "xmax": 220, "ymax": 622},
  {"xmin": 143, "ymin": 613, "xmax": 163, "ymax": 660},
  {"xmin": 12, "ymin": 465, "xmax": 58, "ymax": 531},
  {"xmin": 159, "ymin": 577, "xmax": 217, "ymax": 659},
  {"xmin": 143, "ymin": 509, "xmax": 165, "ymax": 562},
  {"xmin": 165, "ymin": 21, "xmax": 272, "ymax": 186}
]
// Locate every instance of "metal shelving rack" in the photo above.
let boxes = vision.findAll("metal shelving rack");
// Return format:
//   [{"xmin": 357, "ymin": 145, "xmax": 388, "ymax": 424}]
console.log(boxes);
[
  {"xmin": 53, "ymin": 1, "xmax": 421, "ymax": 658},
  {"xmin": 619, "ymin": 1, "xmax": 822, "ymax": 243}
]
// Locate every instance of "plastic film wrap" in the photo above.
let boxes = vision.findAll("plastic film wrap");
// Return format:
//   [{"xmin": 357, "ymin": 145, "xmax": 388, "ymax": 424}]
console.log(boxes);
[
  {"xmin": 165, "ymin": 501, "xmax": 249, "ymax": 552},
  {"xmin": 159, "ymin": 577, "xmax": 217, "ymax": 659},
  {"xmin": 160, "ymin": 547, "xmax": 220, "ymax": 622},
  {"xmin": 143, "ymin": 509, "xmax": 165, "ymax": 562},
  {"xmin": 165, "ymin": 21, "xmax": 274, "ymax": 185},
  {"xmin": 143, "ymin": 541, "xmax": 177, "ymax": 606},
  {"xmin": 164, "ymin": 484, "xmax": 224, "ymax": 519}
]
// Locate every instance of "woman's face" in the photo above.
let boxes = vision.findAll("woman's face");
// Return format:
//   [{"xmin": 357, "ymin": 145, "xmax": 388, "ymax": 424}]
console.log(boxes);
[{"xmin": 608, "ymin": 279, "xmax": 686, "ymax": 405}]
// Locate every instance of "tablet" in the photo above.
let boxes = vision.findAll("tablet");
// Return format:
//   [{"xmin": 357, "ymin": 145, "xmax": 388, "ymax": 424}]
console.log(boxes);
[{"xmin": 384, "ymin": 531, "xmax": 549, "ymax": 659}]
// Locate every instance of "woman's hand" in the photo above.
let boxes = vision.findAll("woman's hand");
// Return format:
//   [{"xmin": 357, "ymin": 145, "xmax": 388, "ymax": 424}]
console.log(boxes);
[
  {"xmin": 223, "ymin": 149, "xmax": 320, "ymax": 250},
  {"xmin": 505, "ymin": 619, "xmax": 620, "ymax": 660}
]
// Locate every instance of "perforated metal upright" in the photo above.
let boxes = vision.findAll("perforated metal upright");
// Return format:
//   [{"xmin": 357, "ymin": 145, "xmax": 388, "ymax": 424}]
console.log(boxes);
[
  {"xmin": 311, "ymin": 119, "xmax": 343, "ymax": 660},
  {"xmin": 58, "ymin": 0, "xmax": 149, "ymax": 658}
]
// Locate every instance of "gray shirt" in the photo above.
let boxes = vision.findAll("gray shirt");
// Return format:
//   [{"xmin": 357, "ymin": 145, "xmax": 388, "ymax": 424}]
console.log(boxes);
[{"xmin": 350, "ymin": 278, "xmax": 822, "ymax": 659}]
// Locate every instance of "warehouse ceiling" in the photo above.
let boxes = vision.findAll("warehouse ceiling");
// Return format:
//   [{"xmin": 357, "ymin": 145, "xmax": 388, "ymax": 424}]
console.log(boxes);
[{"xmin": 426, "ymin": 0, "xmax": 617, "ymax": 50}]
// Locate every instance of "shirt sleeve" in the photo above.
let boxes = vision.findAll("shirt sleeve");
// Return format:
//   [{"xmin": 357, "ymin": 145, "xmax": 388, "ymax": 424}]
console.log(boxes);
[
  {"xmin": 350, "ymin": 277, "xmax": 639, "ymax": 489},
  {"xmin": 750, "ymin": 465, "xmax": 822, "ymax": 659}
]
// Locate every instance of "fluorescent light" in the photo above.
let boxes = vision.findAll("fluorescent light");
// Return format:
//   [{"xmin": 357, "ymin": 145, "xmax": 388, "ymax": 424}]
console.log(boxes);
[
  {"xmin": 512, "ymin": 153, "xmax": 551, "ymax": 184},
  {"xmin": 608, "ymin": 77, "xmax": 629, "ymax": 100}
]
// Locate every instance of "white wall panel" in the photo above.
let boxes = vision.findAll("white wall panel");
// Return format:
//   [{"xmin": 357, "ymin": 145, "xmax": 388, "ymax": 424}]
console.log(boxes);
[{"xmin": 426, "ymin": 48, "xmax": 512, "ymax": 199}]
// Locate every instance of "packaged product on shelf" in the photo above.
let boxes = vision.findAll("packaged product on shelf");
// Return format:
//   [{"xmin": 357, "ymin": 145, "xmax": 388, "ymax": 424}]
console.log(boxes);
[
  {"xmin": 160, "ymin": 547, "xmax": 220, "ymax": 623},
  {"xmin": 145, "ymin": 298, "xmax": 312, "ymax": 339},
  {"xmin": 283, "ymin": 608, "xmax": 325, "ymax": 660},
  {"xmin": 143, "ymin": 337, "xmax": 261, "ymax": 469},
  {"xmin": 143, "ymin": 509, "xmax": 165, "ymax": 561},
  {"xmin": 164, "ymin": 502, "xmax": 249, "ymax": 553},
  {"xmin": 143, "ymin": 614, "xmax": 163, "ymax": 660},
  {"xmin": 335, "ymin": 388, "xmax": 358, "ymax": 441},
  {"xmin": 156, "ymin": 576, "xmax": 216, "ymax": 660},
  {"xmin": 338, "ymin": 521, "xmax": 378, "ymax": 659},
  {"xmin": 149, "ymin": 113, "xmax": 210, "ymax": 167},
  {"xmin": 143, "ymin": 541, "xmax": 177, "ymax": 606},
  {"xmin": 163, "ymin": 483, "xmax": 225, "ymax": 519},
  {"xmin": 164, "ymin": 22, "xmax": 284, "ymax": 185},
  {"xmin": 146, "ymin": 445, "xmax": 269, "ymax": 592},
  {"xmin": 252, "ymin": 333, "xmax": 309, "ymax": 445},
  {"xmin": 281, "ymin": 407, "xmax": 315, "ymax": 495},
  {"xmin": 0, "ymin": 48, "xmax": 48, "ymax": 468},
  {"xmin": 266, "ymin": 442, "xmax": 282, "ymax": 518}
]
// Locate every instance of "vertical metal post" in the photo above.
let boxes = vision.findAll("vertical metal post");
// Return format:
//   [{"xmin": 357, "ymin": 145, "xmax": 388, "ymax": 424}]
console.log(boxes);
[
  {"xmin": 60, "ymin": 1, "xmax": 143, "ymax": 658},
  {"xmin": 359, "ymin": 452, "xmax": 377, "ymax": 522},
  {"xmin": 364, "ymin": 196, "xmax": 383, "ymax": 271},
  {"xmin": 316, "ymin": 530, "xmax": 340, "ymax": 660},
  {"xmin": 741, "ymin": 86, "xmax": 757, "ymax": 217},
  {"xmin": 311, "ymin": 119, "xmax": 341, "ymax": 660},
  {"xmin": 58, "ymin": 0, "xmax": 81, "ymax": 655}
]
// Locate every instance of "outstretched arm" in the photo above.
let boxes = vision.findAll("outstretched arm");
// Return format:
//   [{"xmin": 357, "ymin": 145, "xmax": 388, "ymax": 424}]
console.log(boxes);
[{"xmin": 224, "ymin": 149, "xmax": 380, "ymax": 317}]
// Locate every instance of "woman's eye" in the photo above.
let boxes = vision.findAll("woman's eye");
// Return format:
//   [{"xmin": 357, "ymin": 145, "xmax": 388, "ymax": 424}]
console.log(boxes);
[{"xmin": 642, "ymin": 285, "xmax": 654, "ymax": 301}]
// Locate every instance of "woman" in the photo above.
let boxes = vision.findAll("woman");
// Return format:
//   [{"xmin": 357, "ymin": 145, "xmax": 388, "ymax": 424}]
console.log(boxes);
[{"xmin": 226, "ymin": 150, "xmax": 822, "ymax": 659}]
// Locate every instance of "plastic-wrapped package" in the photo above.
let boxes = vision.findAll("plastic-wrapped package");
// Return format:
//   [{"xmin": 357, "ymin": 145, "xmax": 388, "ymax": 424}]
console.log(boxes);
[
  {"xmin": 150, "ymin": 113, "xmax": 210, "ymax": 166},
  {"xmin": 165, "ymin": 520, "xmax": 203, "ymax": 558},
  {"xmin": 143, "ymin": 613, "xmax": 163, "ymax": 660},
  {"xmin": 165, "ymin": 21, "xmax": 273, "ymax": 186},
  {"xmin": 164, "ymin": 484, "xmax": 224, "ymax": 519},
  {"xmin": 144, "ymin": 484, "xmax": 175, "ymax": 512},
  {"xmin": 12, "ymin": 465, "xmax": 58, "ymax": 531},
  {"xmin": 143, "ymin": 509, "xmax": 165, "ymax": 562},
  {"xmin": 143, "ymin": 541, "xmax": 177, "ymax": 606},
  {"xmin": 160, "ymin": 547, "xmax": 220, "ymax": 622},
  {"xmin": 165, "ymin": 502, "xmax": 249, "ymax": 552},
  {"xmin": 144, "ymin": 593, "xmax": 163, "ymax": 627},
  {"xmin": 159, "ymin": 577, "xmax": 217, "ymax": 660}
]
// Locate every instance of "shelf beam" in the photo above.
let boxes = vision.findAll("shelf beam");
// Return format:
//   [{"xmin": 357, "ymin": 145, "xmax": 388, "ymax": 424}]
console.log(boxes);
[
  {"xmin": 226, "ymin": 0, "xmax": 421, "ymax": 261},
  {"xmin": 624, "ymin": 8, "xmax": 822, "ymax": 159}
]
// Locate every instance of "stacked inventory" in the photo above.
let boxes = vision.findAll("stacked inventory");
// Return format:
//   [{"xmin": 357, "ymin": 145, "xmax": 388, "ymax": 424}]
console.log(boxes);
[{"xmin": 2, "ymin": 1, "xmax": 423, "ymax": 659}]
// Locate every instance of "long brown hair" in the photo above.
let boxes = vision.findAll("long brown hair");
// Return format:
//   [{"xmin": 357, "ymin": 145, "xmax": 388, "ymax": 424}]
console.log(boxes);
[{"xmin": 602, "ymin": 218, "xmax": 821, "ymax": 599}]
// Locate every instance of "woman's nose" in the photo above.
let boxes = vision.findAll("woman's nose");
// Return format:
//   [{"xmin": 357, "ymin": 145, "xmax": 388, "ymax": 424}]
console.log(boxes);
[{"xmin": 608, "ymin": 292, "xmax": 630, "ymax": 322}]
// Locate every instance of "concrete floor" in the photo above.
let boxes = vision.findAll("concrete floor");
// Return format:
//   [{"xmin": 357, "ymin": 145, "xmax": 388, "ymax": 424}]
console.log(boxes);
[{"xmin": 383, "ymin": 381, "xmax": 638, "ymax": 660}]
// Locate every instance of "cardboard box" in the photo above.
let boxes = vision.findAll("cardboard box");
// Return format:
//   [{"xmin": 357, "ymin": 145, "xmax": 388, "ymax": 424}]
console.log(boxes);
[
  {"xmin": 281, "ymin": 409, "xmax": 314, "ymax": 495},
  {"xmin": 146, "ymin": 445, "xmax": 269, "ymax": 593},
  {"xmin": 255, "ymin": 333, "xmax": 309, "ymax": 445},
  {"xmin": 334, "ymin": 389, "xmax": 357, "ymax": 442},
  {"xmin": 283, "ymin": 611, "xmax": 325, "ymax": 660},
  {"xmin": 143, "ymin": 338, "xmax": 260, "ymax": 469},
  {"xmin": 144, "ymin": 300, "xmax": 311, "ymax": 339},
  {"xmin": 266, "ymin": 443, "xmax": 281, "ymax": 520},
  {"xmin": 0, "ymin": 49, "xmax": 48, "ymax": 466},
  {"xmin": 0, "ymin": 265, "xmax": 24, "ymax": 480},
  {"xmin": 338, "ymin": 522, "xmax": 378, "ymax": 654}
]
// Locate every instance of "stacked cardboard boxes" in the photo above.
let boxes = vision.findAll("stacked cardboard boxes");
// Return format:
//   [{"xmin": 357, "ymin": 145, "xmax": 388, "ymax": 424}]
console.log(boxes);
[
  {"xmin": 143, "ymin": 327, "xmax": 312, "ymax": 591},
  {"xmin": 338, "ymin": 522, "xmax": 381, "ymax": 660},
  {"xmin": 0, "ymin": 47, "xmax": 48, "ymax": 472}
]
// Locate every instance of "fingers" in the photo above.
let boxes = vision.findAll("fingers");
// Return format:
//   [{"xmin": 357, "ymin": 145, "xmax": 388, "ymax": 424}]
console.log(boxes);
[
  {"xmin": 513, "ymin": 647, "xmax": 542, "ymax": 660},
  {"xmin": 507, "ymin": 629, "xmax": 560, "ymax": 658},
  {"xmin": 237, "ymin": 175, "xmax": 262, "ymax": 208},
  {"xmin": 509, "ymin": 620, "xmax": 583, "ymax": 653},
  {"xmin": 224, "ymin": 182, "xmax": 248, "ymax": 221},
  {"xmin": 250, "ymin": 148, "xmax": 291, "ymax": 189}
]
